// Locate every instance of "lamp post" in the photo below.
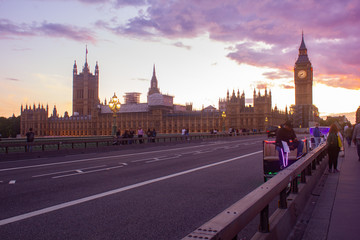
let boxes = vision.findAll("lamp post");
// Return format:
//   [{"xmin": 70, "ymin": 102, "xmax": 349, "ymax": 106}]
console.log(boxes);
[
  {"xmin": 109, "ymin": 93, "xmax": 121, "ymax": 135},
  {"xmin": 222, "ymin": 111, "xmax": 226, "ymax": 132},
  {"xmin": 265, "ymin": 116, "xmax": 268, "ymax": 131}
]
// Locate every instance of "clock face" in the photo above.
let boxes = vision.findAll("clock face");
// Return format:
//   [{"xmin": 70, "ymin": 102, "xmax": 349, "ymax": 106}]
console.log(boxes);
[{"xmin": 298, "ymin": 70, "xmax": 307, "ymax": 79}]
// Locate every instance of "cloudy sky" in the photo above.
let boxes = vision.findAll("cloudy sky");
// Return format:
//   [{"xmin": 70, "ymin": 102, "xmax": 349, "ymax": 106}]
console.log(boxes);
[{"xmin": 1, "ymin": 0, "xmax": 359, "ymax": 121}]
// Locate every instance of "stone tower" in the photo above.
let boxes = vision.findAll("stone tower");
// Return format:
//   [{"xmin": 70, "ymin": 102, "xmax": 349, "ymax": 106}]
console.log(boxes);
[
  {"xmin": 294, "ymin": 32, "xmax": 313, "ymax": 106},
  {"xmin": 293, "ymin": 33, "xmax": 317, "ymax": 128},
  {"xmin": 72, "ymin": 47, "xmax": 99, "ymax": 116}
]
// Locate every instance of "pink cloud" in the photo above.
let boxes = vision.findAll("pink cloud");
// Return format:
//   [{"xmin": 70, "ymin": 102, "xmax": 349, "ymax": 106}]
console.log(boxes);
[
  {"xmin": 263, "ymin": 71, "xmax": 292, "ymax": 80},
  {"xmin": 3, "ymin": 0, "xmax": 359, "ymax": 90},
  {"xmin": 97, "ymin": 0, "xmax": 360, "ymax": 90},
  {"xmin": 0, "ymin": 19, "xmax": 96, "ymax": 43},
  {"xmin": 280, "ymin": 84, "xmax": 294, "ymax": 90}
]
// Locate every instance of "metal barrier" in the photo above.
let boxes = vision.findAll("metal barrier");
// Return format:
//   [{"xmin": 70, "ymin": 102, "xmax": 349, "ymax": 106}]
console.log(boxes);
[
  {"xmin": 183, "ymin": 143, "xmax": 328, "ymax": 240},
  {"xmin": 0, "ymin": 132, "xmax": 264, "ymax": 154}
]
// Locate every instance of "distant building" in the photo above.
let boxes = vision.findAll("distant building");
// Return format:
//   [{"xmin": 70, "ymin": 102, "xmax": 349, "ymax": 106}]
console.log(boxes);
[
  {"xmin": 20, "ymin": 50, "xmax": 287, "ymax": 136},
  {"xmin": 291, "ymin": 33, "xmax": 319, "ymax": 128},
  {"xmin": 326, "ymin": 115, "xmax": 348, "ymax": 125},
  {"xmin": 219, "ymin": 89, "xmax": 286, "ymax": 131}
]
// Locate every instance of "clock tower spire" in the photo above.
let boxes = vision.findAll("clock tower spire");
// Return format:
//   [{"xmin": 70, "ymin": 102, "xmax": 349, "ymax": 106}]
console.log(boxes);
[{"xmin": 293, "ymin": 32, "xmax": 317, "ymax": 128}]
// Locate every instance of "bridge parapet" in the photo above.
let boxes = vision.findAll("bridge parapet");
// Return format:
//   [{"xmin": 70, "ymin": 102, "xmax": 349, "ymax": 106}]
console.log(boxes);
[{"xmin": 183, "ymin": 143, "xmax": 328, "ymax": 240}]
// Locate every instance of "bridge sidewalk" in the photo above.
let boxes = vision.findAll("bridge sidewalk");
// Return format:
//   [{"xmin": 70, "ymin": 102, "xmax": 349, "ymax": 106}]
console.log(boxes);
[{"xmin": 299, "ymin": 143, "xmax": 360, "ymax": 240}]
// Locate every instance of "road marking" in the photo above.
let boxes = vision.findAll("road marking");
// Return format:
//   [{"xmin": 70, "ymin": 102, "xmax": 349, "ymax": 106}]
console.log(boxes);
[
  {"xmin": 0, "ymin": 150, "xmax": 262, "ymax": 226},
  {"xmin": 76, "ymin": 170, "xmax": 83, "ymax": 173},
  {"xmin": 145, "ymin": 154, "xmax": 182, "ymax": 163},
  {"xmin": 131, "ymin": 156, "xmax": 167, "ymax": 163},
  {"xmin": 32, "ymin": 165, "xmax": 108, "ymax": 178},
  {"xmin": 9, "ymin": 180, "xmax": 16, "ymax": 184},
  {"xmin": 52, "ymin": 165, "xmax": 124, "ymax": 179},
  {"xmin": 0, "ymin": 138, "xmax": 258, "ymax": 172}
]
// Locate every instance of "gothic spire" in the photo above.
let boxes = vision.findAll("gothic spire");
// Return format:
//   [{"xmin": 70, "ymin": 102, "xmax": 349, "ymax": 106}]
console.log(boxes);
[
  {"xmin": 84, "ymin": 45, "xmax": 89, "ymax": 71},
  {"xmin": 148, "ymin": 64, "xmax": 160, "ymax": 96},
  {"xmin": 299, "ymin": 31, "xmax": 307, "ymax": 51},
  {"xmin": 85, "ymin": 45, "xmax": 88, "ymax": 64},
  {"xmin": 296, "ymin": 32, "xmax": 310, "ymax": 64}
]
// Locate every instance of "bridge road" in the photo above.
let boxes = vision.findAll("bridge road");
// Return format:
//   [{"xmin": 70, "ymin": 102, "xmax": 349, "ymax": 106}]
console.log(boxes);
[{"xmin": 0, "ymin": 135, "xmax": 266, "ymax": 240}]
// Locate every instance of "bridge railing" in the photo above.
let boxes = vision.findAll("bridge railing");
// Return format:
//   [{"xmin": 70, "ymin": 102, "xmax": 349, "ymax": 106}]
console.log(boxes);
[
  {"xmin": 0, "ymin": 131, "xmax": 264, "ymax": 154},
  {"xmin": 183, "ymin": 142, "xmax": 328, "ymax": 240}
]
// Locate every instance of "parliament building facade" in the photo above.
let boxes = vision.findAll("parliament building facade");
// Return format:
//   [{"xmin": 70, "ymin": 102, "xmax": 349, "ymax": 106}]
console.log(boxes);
[{"xmin": 20, "ymin": 52, "xmax": 288, "ymax": 137}]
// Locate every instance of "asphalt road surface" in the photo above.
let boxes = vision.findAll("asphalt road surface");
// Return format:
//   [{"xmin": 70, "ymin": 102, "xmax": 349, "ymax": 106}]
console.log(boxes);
[{"xmin": 0, "ymin": 135, "xmax": 267, "ymax": 240}]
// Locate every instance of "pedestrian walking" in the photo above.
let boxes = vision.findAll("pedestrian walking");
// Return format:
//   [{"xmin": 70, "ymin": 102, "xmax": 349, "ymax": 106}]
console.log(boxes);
[
  {"xmin": 313, "ymin": 123, "xmax": 321, "ymax": 148},
  {"xmin": 327, "ymin": 124, "xmax": 341, "ymax": 173},
  {"xmin": 352, "ymin": 122, "xmax": 360, "ymax": 161},
  {"xmin": 344, "ymin": 123, "xmax": 353, "ymax": 147}
]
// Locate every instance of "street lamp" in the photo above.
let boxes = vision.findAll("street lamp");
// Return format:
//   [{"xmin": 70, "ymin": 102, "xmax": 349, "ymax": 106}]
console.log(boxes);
[
  {"xmin": 109, "ymin": 92, "xmax": 121, "ymax": 135},
  {"xmin": 265, "ymin": 116, "xmax": 268, "ymax": 131},
  {"xmin": 222, "ymin": 111, "xmax": 226, "ymax": 132}
]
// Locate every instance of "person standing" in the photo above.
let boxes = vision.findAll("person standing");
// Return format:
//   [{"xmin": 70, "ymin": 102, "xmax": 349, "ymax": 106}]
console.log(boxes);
[
  {"xmin": 26, "ymin": 128, "xmax": 35, "ymax": 152},
  {"xmin": 138, "ymin": 127, "xmax": 144, "ymax": 144},
  {"xmin": 327, "ymin": 124, "xmax": 341, "ymax": 173},
  {"xmin": 146, "ymin": 128, "xmax": 152, "ymax": 143},
  {"xmin": 352, "ymin": 122, "xmax": 360, "ymax": 161},
  {"xmin": 344, "ymin": 123, "xmax": 353, "ymax": 147},
  {"xmin": 152, "ymin": 128, "xmax": 156, "ymax": 142},
  {"xmin": 313, "ymin": 123, "xmax": 321, "ymax": 148},
  {"xmin": 182, "ymin": 128, "xmax": 186, "ymax": 140}
]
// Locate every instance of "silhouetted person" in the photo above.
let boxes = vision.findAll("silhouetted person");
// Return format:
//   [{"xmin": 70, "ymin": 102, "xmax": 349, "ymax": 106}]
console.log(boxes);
[
  {"xmin": 26, "ymin": 128, "xmax": 35, "ymax": 152},
  {"xmin": 344, "ymin": 123, "xmax": 353, "ymax": 147},
  {"xmin": 152, "ymin": 128, "xmax": 156, "ymax": 142},
  {"xmin": 327, "ymin": 124, "xmax": 341, "ymax": 173}
]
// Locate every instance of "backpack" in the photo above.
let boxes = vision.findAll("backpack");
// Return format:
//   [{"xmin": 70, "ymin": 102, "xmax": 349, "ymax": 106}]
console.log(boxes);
[{"xmin": 327, "ymin": 133, "xmax": 338, "ymax": 148}]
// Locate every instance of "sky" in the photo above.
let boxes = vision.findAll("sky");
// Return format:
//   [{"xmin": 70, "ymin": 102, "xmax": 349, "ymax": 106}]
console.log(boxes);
[{"xmin": 1, "ymin": 0, "xmax": 359, "ymax": 122}]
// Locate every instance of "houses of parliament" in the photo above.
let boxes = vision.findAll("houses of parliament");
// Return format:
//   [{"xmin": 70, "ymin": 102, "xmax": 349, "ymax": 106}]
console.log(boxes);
[{"xmin": 20, "ymin": 35, "xmax": 317, "ymax": 137}]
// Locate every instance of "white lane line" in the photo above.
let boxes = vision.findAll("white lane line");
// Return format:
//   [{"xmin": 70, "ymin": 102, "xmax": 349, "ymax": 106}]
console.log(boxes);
[
  {"xmin": 131, "ymin": 156, "xmax": 166, "ymax": 163},
  {"xmin": 0, "ymin": 138, "xmax": 257, "ymax": 172},
  {"xmin": 52, "ymin": 165, "xmax": 124, "ymax": 179},
  {"xmin": 0, "ymin": 150, "xmax": 262, "ymax": 226},
  {"xmin": 9, "ymin": 180, "xmax": 16, "ymax": 184},
  {"xmin": 32, "ymin": 165, "xmax": 107, "ymax": 178},
  {"xmin": 76, "ymin": 170, "xmax": 83, "ymax": 173},
  {"xmin": 145, "ymin": 154, "xmax": 182, "ymax": 163}
]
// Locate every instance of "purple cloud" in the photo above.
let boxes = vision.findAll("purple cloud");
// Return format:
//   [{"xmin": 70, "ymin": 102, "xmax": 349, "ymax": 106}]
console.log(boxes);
[
  {"xmin": 99, "ymin": 0, "xmax": 360, "ymax": 90},
  {"xmin": 77, "ymin": 0, "xmax": 146, "ymax": 7},
  {"xmin": 0, "ymin": 19, "xmax": 96, "ymax": 43}
]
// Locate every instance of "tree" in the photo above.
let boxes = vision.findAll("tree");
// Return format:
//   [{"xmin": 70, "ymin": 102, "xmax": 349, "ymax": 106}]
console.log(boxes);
[{"xmin": 0, "ymin": 115, "xmax": 20, "ymax": 138}]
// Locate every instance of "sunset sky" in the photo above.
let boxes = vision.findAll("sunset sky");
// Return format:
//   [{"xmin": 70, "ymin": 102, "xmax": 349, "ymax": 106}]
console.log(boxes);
[{"xmin": 1, "ymin": 0, "xmax": 359, "ymax": 122}]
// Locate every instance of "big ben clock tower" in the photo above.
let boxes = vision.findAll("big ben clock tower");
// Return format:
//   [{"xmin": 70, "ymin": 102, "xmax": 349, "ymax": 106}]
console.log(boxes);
[
  {"xmin": 295, "ymin": 33, "xmax": 313, "ymax": 106},
  {"xmin": 293, "ymin": 33, "xmax": 318, "ymax": 128}
]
